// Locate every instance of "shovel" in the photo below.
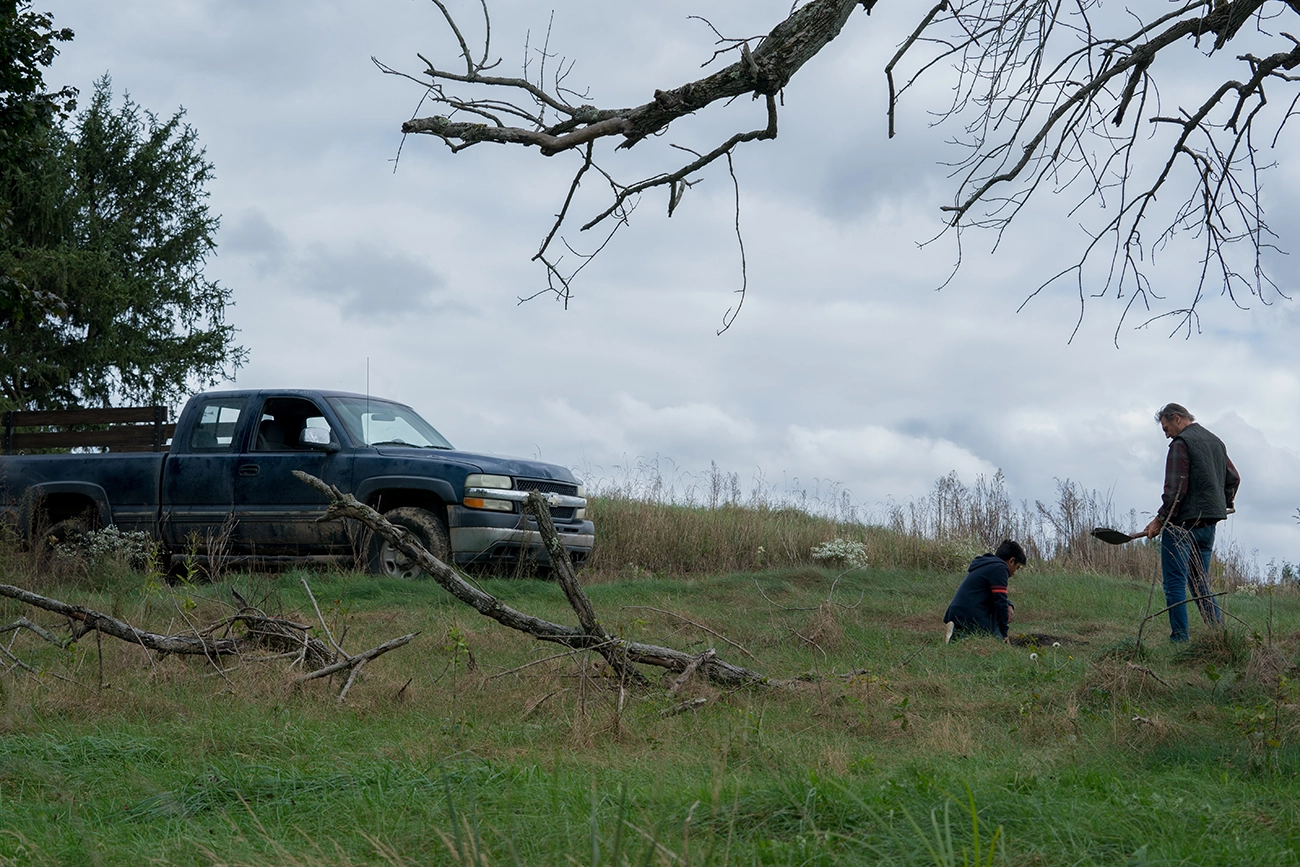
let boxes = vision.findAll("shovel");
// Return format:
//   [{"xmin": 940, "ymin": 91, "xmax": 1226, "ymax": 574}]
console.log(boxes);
[{"xmin": 1090, "ymin": 527, "xmax": 1146, "ymax": 545}]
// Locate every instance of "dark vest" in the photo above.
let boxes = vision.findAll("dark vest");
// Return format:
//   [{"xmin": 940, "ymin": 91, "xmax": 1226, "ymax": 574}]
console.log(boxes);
[{"xmin": 1171, "ymin": 423, "xmax": 1229, "ymax": 525}]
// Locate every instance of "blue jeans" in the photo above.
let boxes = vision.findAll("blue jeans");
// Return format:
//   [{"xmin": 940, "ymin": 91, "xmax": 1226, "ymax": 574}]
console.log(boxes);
[{"xmin": 1161, "ymin": 523, "xmax": 1221, "ymax": 641}]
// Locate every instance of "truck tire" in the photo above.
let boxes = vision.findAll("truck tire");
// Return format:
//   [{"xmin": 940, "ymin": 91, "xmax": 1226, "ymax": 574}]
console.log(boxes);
[
  {"xmin": 366, "ymin": 506, "xmax": 450, "ymax": 579},
  {"xmin": 42, "ymin": 508, "xmax": 98, "ymax": 550}
]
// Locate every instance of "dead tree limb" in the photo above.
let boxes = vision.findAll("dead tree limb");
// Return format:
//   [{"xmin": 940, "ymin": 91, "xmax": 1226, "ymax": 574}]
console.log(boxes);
[
  {"xmin": 621, "ymin": 606, "xmax": 754, "ymax": 659},
  {"xmin": 1, "ymin": 616, "xmax": 68, "ymax": 648},
  {"xmin": 669, "ymin": 649, "xmax": 716, "ymax": 695},
  {"xmin": 0, "ymin": 583, "xmax": 334, "ymax": 668},
  {"xmin": 388, "ymin": 0, "xmax": 1300, "ymax": 336},
  {"xmin": 380, "ymin": 0, "xmax": 862, "ymax": 309},
  {"xmin": 660, "ymin": 697, "xmax": 709, "ymax": 717},
  {"xmin": 519, "ymin": 490, "xmax": 646, "ymax": 686},
  {"xmin": 294, "ymin": 632, "xmax": 419, "ymax": 703},
  {"xmin": 293, "ymin": 471, "xmax": 768, "ymax": 688},
  {"xmin": 0, "ymin": 582, "xmax": 245, "ymax": 656}
]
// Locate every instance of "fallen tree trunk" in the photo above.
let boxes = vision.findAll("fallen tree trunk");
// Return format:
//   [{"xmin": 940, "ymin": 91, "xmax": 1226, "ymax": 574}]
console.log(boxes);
[
  {"xmin": 293, "ymin": 471, "xmax": 768, "ymax": 688},
  {"xmin": 0, "ymin": 582, "xmax": 418, "ymax": 701},
  {"xmin": 0, "ymin": 582, "xmax": 246, "ymax": 656}
]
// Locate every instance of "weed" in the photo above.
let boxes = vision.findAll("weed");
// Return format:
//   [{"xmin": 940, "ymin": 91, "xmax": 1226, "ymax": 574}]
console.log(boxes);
[{"xmin": 1171, "ymin": 629, "xmax": 1251, "ymax": 668}]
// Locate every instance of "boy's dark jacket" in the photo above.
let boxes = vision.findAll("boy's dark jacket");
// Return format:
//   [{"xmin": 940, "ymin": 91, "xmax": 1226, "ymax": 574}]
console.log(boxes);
[{"xmin": 943, "ymin": 553, "xmax": 1011, "ymax": 638}]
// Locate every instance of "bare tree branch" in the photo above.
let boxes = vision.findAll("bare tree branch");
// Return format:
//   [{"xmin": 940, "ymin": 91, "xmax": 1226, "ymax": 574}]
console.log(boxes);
[
  {"xmin": 385, "ymin": 0, "xmax": 1300, "ymax": 335},
  {"xmin": 895, "ymin": 0, "xmax": 1299, "ymax": 337},
  {"xmin": 0, "ymin": 582, "xmax": 333, "ymax": 667},
  {"xmin": 292, "ymin": 470, "xmax": 769, "ymax": 687}
]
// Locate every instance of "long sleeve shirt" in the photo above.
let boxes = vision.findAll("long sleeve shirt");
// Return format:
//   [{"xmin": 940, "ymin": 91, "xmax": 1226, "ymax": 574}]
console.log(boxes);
[
  {"xmin": 943, "ymin": 554, "xmax": 1011, "ymax": 638},
  {"xmin": 1157, "ymin": 437, "xmax": 1240, "ymax": 523}
]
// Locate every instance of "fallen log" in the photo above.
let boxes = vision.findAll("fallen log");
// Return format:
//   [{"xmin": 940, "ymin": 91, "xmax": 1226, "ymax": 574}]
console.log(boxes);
[
  {"xmin": 293, "ymin": 471, "xmax": 768, "ymax": 688},
  {"xmin": 0, "ymin": 584, "xmax": 334, "ymax": 670},
  {"xmin": 0, "ymin": 582, "xmax": 245, "ymax": 656}
]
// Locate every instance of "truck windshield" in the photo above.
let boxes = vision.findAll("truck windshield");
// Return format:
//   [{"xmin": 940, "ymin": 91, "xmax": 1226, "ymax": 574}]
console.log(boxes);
[{"xmin": 326, "ymin": 397, "xmax": 454, "ymax": 449}]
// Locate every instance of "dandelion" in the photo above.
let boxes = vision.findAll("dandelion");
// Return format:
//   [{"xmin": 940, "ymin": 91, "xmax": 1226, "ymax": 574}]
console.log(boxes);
[
  {"xmin": 1052, "ymin": 642, "xmax": 1061, "ymax": 648},
  {"xmin": 1029, "ymin": 652, "xmax": 1039, "ymax": 661}
]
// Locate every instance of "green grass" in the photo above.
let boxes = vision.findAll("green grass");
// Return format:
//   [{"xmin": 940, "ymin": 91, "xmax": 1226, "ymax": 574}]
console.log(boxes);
[{"xmin": 1, "ymin": 559, "xmax": 1299, "ymax": 865}]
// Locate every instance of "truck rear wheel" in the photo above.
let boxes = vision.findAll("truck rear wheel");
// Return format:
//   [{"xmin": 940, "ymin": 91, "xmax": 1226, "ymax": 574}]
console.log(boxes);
[
  {"xmin": 41, "ymin": 507, "xmax": 99, "ymax": 550},
  {"xmin": 366, "ymin": 507, "xmax": 450, "ymax": 579}
]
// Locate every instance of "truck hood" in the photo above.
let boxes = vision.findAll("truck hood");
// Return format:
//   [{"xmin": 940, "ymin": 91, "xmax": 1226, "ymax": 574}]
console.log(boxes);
[{"xmin": 372, "ymin": 447, "xmax": 579, "ymax": 483}]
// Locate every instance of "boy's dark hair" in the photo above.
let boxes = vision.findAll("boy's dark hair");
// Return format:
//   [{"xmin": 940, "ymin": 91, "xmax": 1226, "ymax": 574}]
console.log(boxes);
[{"xmin": 995, "ymin": 540, "xmax": 1027, "ymax": 565}]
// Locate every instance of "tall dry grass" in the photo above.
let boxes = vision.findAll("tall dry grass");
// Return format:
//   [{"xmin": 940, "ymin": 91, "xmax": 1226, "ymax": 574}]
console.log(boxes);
[{"xmin": 583, "ymin": 463, "xmax": 1261, "ymax": 584}]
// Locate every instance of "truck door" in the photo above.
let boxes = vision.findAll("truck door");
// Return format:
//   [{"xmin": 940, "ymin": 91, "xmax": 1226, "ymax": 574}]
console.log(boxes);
[
  {"xmin": 162, "ymin": 395, "xmax": 246, "ymax": 552},
  {"xmin": 233, "ymin": 396, "xmax": 353, "ymax": 555}
]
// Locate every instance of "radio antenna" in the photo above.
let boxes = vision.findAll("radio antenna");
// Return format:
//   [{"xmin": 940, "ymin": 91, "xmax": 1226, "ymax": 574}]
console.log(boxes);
[{"xmin": 365, "ymin": 357, "xmax": 370, "ymax": 444}]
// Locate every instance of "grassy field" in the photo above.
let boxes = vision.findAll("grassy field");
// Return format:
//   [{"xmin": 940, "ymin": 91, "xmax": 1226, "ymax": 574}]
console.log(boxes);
[{"xmin": 2, "ymin": 530, "xmax": 1299, "ymax": 865}]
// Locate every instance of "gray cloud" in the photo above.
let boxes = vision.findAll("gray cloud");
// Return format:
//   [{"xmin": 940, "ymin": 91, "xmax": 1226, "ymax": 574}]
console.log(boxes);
[
  {"xmin": 220, "ymin": 210, "xmax": 458, "ymax": 320},
  {"xmin": 43, "ymin": 0, "xmax": 1300, "ymax": 567},
  {"xmin": 300, "ymin": 243, "xmax": 453, "ymax": 319}
]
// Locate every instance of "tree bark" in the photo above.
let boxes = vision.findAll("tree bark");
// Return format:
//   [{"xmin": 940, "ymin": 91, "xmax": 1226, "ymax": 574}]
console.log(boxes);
[{"xmin": 294, "ymin": 471, "xmax": 768, "ymax": 687}]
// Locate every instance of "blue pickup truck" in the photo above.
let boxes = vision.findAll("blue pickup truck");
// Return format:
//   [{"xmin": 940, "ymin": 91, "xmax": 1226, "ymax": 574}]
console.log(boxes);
[{"xmin": 0, "ymin": 389, "xmax": 594, "ymax": 576}]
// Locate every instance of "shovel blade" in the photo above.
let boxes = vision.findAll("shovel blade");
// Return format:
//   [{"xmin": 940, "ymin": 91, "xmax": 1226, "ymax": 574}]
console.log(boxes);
[{"xmin": 1091, "ymin": 527, "xmax": 1139, "ymax": 545}]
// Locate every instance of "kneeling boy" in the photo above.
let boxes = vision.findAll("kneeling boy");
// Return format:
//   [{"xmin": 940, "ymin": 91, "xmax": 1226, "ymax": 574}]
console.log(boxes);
[{"xmin": 943, "ymin": 540, "xmax": 1027, "ymax": 643}]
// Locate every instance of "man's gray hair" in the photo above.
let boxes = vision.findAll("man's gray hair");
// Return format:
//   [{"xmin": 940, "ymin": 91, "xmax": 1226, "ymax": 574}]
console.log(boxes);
[{"xmin": 1155, "ymin": 402, "xmax": 1195, "ymax": 423}]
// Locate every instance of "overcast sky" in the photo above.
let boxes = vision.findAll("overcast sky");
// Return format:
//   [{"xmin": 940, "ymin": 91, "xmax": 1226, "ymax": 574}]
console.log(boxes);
[{"xmin": 41, "ymin": 0, "xmax": 1300, "ymax": 569}]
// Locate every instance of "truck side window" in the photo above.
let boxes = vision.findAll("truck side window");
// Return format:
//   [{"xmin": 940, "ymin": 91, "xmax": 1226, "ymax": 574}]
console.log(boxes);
[
  {"xmin": 189, "ymin": 398, "xmax": 248, "ymax": 452},
  {"xmin": 254, "ymin": 397, "xmax": 338, "ymax": 452}
]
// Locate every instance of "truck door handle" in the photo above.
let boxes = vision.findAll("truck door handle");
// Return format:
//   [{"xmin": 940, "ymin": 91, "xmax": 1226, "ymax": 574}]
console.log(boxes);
[{"xmin": 239, "ymin": 464, "xmax": 260, "ymax": 477}]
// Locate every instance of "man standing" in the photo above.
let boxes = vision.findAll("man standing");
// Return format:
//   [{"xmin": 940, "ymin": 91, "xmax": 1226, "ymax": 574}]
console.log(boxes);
[
  {"xmin": 1141, "ymin": 403, "xmax": 1241, "ymax": 642},
  {"xmin": 943, "ymin": 540, "xmax": 1027, "ymax": 643}
]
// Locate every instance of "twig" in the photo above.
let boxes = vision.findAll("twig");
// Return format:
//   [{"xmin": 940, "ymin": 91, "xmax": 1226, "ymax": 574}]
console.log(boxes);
[
  {"xmin": 660, "ymin": 697, "xmax": 708, "ymax": 717},
  {"xmin": 302, "ymin": 577, "xmax": 349, "ymax": 662},
  {"xmin": 488, "ymin": 640, "xmax": 618, "ymax": 679},
  {"xmin": 786, "ymin": 628, "xmax": 828, "ymax": 659},
  {"xmin": 1126, "ymin": 662, "xmax": 1170, "ymax": 687},
  {"xmin": 893, "ymin": 638, "xmax": 930, "ymax": 669},
  {"xmin": 337, "ymin": 657, "xmax": 367, "ymax": 703},
  {"xmin": 621, "ymin": 607, "xmax": 754, "ymax": 658},
  {"xmin": 669, "ymin": 649, "xmax": 716, "ymax": 695},
  {"xmin": 0, "ymin": 616, "xmax": 68, "ymax": 648},
  {"xmin": 295, "ymin": 633, "xmax": 418, "ymax": 684}
]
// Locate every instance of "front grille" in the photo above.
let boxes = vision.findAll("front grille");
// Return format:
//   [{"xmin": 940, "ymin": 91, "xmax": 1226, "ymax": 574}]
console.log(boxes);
[
  {"xmin": 516, "ymin": 479, "xmax": 578, "ymax": 496},
  {"xmin": 515, "ymin": 478, "xmax": 580, "ymax": 522}
]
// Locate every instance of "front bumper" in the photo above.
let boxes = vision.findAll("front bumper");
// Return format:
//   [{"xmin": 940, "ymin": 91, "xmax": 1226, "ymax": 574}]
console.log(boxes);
[{"xmin": 447, "ymin": 505, "xmax": 595, "ymax": 567}]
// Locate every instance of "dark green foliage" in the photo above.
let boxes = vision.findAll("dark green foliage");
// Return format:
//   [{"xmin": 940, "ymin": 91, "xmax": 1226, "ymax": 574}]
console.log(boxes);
[
  {"xmin": 0, "ymin": 0, "xmax": 76, "ymax": 163},
  {"xmin": 1, "ymin": 69, "xmax": 245, "ymax": 410}
]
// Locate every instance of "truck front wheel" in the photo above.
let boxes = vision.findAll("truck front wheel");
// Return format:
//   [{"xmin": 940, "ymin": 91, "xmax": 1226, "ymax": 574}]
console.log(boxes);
[{"xmin": 366, "ymin": 507, "xmax": 450, "ymax": 579}]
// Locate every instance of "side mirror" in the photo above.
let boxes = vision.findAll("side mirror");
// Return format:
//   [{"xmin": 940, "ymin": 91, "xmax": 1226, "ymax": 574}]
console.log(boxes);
[{"xmin": 300, "ymin": 427, "xmax": 340, "ymax": 453}]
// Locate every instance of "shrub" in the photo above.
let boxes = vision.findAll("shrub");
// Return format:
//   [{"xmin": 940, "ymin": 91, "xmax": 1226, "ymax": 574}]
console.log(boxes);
[{"xmin": 810, "ymin": 539, "xmax": 869, "ymax": 569}]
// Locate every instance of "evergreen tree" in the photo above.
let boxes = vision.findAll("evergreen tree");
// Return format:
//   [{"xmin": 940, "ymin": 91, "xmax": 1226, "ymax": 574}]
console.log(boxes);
[{"xmin": 2, "ymin": 2, "xmax": 244, "ymax": 410}]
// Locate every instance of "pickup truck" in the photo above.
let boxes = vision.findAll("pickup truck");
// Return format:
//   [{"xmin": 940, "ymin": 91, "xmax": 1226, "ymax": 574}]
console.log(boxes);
[{"xmin": 0, "ymin": 389, "xmax": 594, "ymax": 576}]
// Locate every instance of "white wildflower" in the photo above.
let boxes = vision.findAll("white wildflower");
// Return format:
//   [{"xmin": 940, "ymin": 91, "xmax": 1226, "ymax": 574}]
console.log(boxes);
[{"xmin": 810, "ymin": 539, "xmax": 869, "ymax": 569}]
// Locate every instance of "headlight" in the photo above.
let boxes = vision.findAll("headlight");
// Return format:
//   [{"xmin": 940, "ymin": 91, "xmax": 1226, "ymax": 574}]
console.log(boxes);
[
  {"xmin": 575, "ymin": 483, "xmax": 587, "ymax": 521},
  {"xmin": 466, "ymin": 474, "xmax": 512, "ymax": 490},
  {"xmin": 464, "ymin": 473, "xmax": 515, "ymax": 512}
]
